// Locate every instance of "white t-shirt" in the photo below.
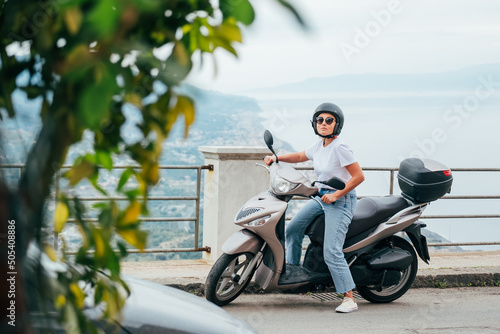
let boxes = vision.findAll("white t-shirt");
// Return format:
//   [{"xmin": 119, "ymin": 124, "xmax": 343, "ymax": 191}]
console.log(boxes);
[{"xmin": 305, "ymin": 138, "xmax": 357, "ymax": 189}]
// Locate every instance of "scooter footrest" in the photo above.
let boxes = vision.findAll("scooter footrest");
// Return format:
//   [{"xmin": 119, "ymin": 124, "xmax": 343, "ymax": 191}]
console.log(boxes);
[{"xmin": 278, "ymin": 265, "xmax": 331, "ymax": 285}]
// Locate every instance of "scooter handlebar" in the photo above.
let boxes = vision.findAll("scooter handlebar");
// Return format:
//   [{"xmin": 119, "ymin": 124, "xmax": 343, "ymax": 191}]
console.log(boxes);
[{"xmin": 312, "ymin": 177, "xmax": 346, "ymax": 190}]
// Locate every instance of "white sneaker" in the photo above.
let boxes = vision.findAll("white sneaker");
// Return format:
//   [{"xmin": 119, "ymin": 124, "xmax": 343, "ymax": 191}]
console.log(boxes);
[{"xmin": 335, "ymin": 297, "xmax": 358, "ymax": 313}]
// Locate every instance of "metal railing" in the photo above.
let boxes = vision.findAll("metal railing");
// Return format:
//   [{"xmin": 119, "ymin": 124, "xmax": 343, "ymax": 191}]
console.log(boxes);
[
  {"xmin": 294, "ymin": 166, "xmax": 500, "ymax": 248},
  {"xmin": 2, "ymin": 164, "xmax": 500, "ymax": 251},
  {"xmin": 1, "ymin": 163, "xmax": 213, "ymax": 254}
]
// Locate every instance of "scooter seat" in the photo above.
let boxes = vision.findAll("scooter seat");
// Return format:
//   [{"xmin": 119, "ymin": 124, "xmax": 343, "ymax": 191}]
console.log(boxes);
[
  {"xmin": 346, "ymin": 196, "xmax": 410, "ymax": 239},
  {"xmin": 306, "ymin": 196, "xmax": 410, "ymax": 245}
]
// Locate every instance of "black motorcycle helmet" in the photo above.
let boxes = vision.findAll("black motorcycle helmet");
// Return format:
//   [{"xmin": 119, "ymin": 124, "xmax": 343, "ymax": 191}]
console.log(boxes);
[{"xmin": 311, "ymin": 102, "xmax": 344, "ymax": 138}]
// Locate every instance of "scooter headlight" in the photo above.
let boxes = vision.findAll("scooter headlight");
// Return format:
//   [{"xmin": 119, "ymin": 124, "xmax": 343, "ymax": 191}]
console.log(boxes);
[
  {"xmin": 271, "ymin": 175, "xmax": 299, "ymax": 194},
  {"xmin": 244, "ymin": 215, "xmax": 271, "ymax": 227}
]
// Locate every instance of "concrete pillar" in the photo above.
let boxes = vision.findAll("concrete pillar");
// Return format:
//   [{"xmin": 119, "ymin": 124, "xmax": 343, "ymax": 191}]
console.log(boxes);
[{"xmin": 198, "ymin": 146, "xmax": 271, "ymax": 263}]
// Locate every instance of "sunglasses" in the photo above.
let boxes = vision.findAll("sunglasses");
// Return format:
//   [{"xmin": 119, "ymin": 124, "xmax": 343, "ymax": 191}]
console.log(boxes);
[{"xmin": 315, "ymin": 116, "xmax": 335, "ymax": 125}]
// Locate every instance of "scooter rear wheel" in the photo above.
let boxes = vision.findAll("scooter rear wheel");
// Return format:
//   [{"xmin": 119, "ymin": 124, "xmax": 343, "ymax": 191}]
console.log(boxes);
[
  {"xmin": 205, "ymin": 252, "xmax": 256, "ymax": 306},
  {"xmin": 357, "ymin": 236, "xmax": 418, "ymax": 303}
]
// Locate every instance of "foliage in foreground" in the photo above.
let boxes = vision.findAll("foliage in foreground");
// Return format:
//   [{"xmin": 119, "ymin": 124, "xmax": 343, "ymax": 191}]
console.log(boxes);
[{"xmin": 0, "ymin": 0, "xmax": 302, "ymax": 332}]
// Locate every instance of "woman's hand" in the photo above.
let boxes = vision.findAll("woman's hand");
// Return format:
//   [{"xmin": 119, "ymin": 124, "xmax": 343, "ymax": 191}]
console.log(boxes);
[
  {"xmin": 321, "ymin": 193, "xmax": 339, "ymax": 204},
  {"xmin": 263, "ymin": 151, "xmax": 309, "ymax": 166},
  {"xmin": 264, "ymin": 155, "xmax": 276, "ymax": 166}
]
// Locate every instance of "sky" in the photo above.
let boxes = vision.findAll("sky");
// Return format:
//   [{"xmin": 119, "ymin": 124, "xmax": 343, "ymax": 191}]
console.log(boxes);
[{"xmin": 188, "ymin": 0, "xmax": 500, "ymax": 93}]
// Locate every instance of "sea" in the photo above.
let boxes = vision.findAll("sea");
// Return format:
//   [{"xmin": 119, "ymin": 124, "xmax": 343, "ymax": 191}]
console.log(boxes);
[{"xmin": 251, "ymin": 91, "xmax": 500, "ymax": 251}]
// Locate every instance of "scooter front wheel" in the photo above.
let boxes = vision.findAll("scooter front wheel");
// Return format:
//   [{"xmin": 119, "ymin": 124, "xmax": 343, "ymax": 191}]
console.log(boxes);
[{"xmin": 205, "ymin": 252, "xmax": 256, "ymax": 306}]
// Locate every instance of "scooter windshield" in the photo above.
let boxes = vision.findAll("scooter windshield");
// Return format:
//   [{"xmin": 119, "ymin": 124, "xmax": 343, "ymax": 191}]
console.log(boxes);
[{"xmin": 270, "ymin": 163, "xmax": 313, "ymax": 196}]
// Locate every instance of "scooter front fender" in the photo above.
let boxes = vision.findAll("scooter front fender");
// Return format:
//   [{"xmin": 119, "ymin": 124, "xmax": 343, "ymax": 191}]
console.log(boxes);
[{"xmin": 221, "ymin": 229, "xmax": 264, "ymax": 255}]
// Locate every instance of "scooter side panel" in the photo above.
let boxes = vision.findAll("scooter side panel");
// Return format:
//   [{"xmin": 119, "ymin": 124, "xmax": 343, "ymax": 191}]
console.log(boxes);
[
  {"xmin": 254, "ymin": 225, "xmax": 287, "ymax": 291},
  {"xmin": 343, "ymin": 205, "xmax": 425, "ymax": 253},
  {"xmin": 234, "ymin": 192, "xmax": 289, "ymax": 291},
  {"xmin": 221, "ymin": 229, "xmax": 263, "ymax": 255},
  {"xmin": 254, "ymin": 263, "xmax": 274, "ymax": 290}
]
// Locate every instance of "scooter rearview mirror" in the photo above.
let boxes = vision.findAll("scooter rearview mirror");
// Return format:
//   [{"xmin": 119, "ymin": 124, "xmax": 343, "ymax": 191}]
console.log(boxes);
[
  {"xmin": 264, "ymin": 129, "xmax": 273, "ymax": 147},
  {"xmin": 264, "ymin": 130, "xmax": 279, "ymax": 163}
]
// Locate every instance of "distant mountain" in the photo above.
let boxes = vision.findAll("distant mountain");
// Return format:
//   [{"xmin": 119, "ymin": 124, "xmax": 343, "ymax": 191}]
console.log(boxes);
[
  {"xmin": 421, "ymin": 229, "xmax": 463, "ymax": 252},
  {"xmin": 0, "ymin": 84, "xmax": 294, "ymax": 166},
  {"xmin": 243, "ymin": 63, "xmax": 500, "ymax": 96},
  {"xmin": 158, "ymin": 84, "xmax": 294, "ymax": 165},
  {"xmin": 0, "ymin": 84, "xmax": 297, "ymax": 261}
]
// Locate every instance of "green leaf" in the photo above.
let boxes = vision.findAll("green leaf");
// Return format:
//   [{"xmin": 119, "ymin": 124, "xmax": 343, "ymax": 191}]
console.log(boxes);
[
  {"xmin": 63, "ymin": 303, "xmax": 79, "ymax": 333},
  {"xmin": 89, "ymin": 173, "xmax": 107, "ymax": 196},
  {"xmin": 64, "ymin": 159, "xmax": 97, "ymax": 186},
  {"xmin": 22, "ymin": 86, "xmax": 44, "ymax": 100},
  {"xmin": 124, "ymin": 189, "xmax": 141, "ymax": 201},
  {"xmin": 169, "ymin": 95, "xmax": 196, "ymax": 138},
  {"xmin": 277, "ymin": 0, "xmax": 307, "ymax": 27},
  {"xmin": 107, "ymin": 249, "xmax": 120, "ymax": 278},
  {"xmin": 96, "ymin": 149, "xmax": 113, "ymax": 170},
  {"xmin": 216, "ymin": 19, "xmax": 242, "ymax": 43},
  {"xmin": 117, "ymin": 277, "xmax": 131, "ymax": 296},
  {"xmin": 211, "ymin": 37, "xmax": 238, "ymax": 57},
  {"xmin": 117, "ymin": 229, "xmax": 147, "ymax": 251},
  {"xmin": 54, "ymin": 200, "xmax": 70, "ymax": 233},
  {"xmin": 64, "ymin": 7, "xmax": 83, "ymax": 35},
  {"xmin": 87, "ymin": 0, "xmax": 121, "ymax": 37},
  {"xmin": 77, "ymin": 69, "xmax": 116, "ymax": 130},
  {"xmin": 118, "ymin": 201, "xmax": 141, "ymax": 227},
  {"xmin": 0, "ymin": 79, "xmax": 16, "ymax": 117},
  {"xmin": 70, "ymin": 283, "xmax": 85, "ymax": 308},
  {"xmin": 150, "ymin": 92, "xmax": 173, "ymax": 135},
  {"xmin": 92, "ymin": 228, "xmax": 107, "ymax": 259},
  {"xmin": 117, "ymin": 242, "xmax": 128, "ymax": 258},
  {"xmin": 44, "ymin": 245, "xmax": 58, "ymax": 262},
  {"xmin": 92, "ymin": 202, "xmax": 108, "ymax": 210},
  {"xmin": 143, "ymin": 163, "xmax": 160, "ymax": 185},
  {"xmin": 94, "ymin": 281, "xmax": 104, "ymax": 305},
  {"xmin": 64, "ymin": 44, "xmax": 93, "ymax": 75},
  {"xmin": 161, "ymin": 42, "xmax": 193, "ymax": 86},
  {"xmin": 98, "ymin": 206, "xmax": 113, "ymax": 230},
  {"xmin": 117, "ymin": 168, "xmax": 134, "ymax": 192},
  {"xmin": 220, "ymin": 0, "xmax": 255, "ymax": 25}
]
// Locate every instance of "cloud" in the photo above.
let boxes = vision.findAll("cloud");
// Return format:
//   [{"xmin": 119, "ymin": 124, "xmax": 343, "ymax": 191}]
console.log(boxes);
[{"xmin": 188, "ymin": 0, "xmax": 500, "ymax": 92}]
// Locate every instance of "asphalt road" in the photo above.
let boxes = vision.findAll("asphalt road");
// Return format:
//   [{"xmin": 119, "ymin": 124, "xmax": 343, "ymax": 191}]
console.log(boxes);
[{"xmin": 223, "ymin": 287, "xmax": 500, "ymax": 334}]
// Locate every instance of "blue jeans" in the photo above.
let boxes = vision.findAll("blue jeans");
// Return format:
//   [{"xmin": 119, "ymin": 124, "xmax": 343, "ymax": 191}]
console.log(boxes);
[{"xmin": 286, "ymin": 189, "xmax": 357, "ymax": 293}]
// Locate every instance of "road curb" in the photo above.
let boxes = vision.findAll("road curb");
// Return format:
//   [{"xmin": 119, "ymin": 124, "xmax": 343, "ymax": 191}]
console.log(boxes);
[
  {"xmin": 121, "ymin": 252, "xmax": 500, "ymax": 295},
  {"xmin": 168, "ymin": 272, "xmax": 500, "ymax": 295},
  {"xmin": 414, "ymin": 272, "xmax": 500, "ymax": 289}
]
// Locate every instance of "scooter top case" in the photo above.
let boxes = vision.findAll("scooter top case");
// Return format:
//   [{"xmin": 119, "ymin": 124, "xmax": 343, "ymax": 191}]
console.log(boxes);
[{"xmin": 398, "ymin": 158, "xmax": 453, "ymax": 203}]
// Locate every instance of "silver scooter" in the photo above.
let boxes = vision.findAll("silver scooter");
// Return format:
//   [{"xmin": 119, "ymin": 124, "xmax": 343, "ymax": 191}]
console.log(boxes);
[{"xmin": 205, "ymin": 130, "xmax": 452, "ymax": 306}]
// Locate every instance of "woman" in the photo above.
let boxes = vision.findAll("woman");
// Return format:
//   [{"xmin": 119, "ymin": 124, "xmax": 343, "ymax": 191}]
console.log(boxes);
[{"xmin": 264, "ymin": 102, "xmax": 365, "ymax": 313}]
